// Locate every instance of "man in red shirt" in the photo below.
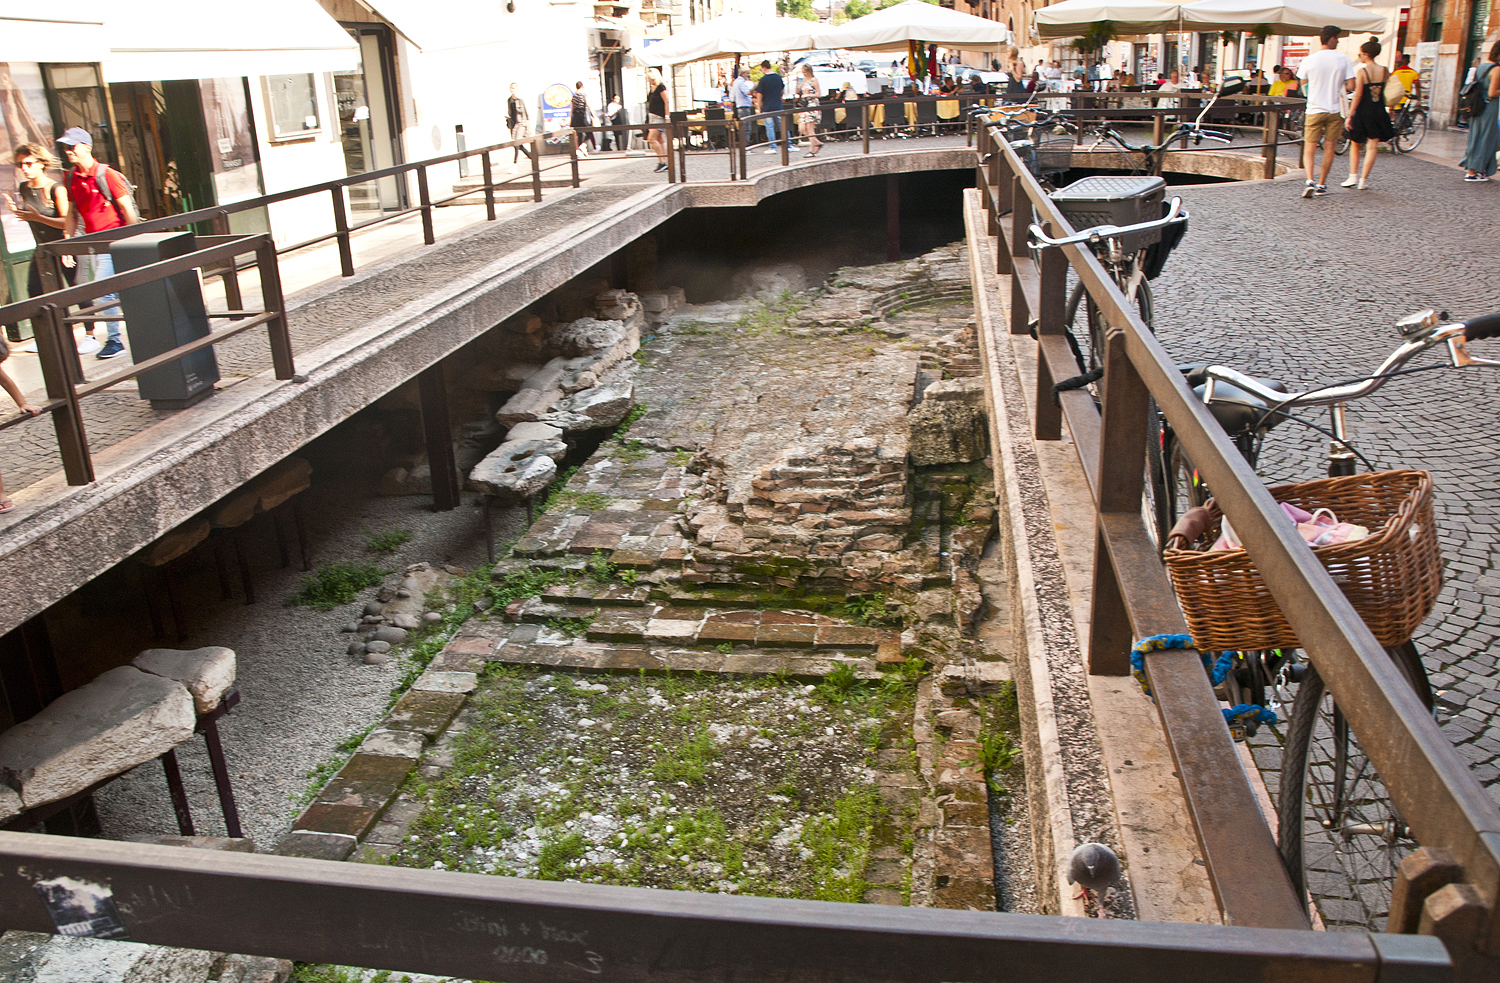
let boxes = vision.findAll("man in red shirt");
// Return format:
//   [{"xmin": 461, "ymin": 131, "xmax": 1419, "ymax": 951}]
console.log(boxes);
[{"xmin": 59, "ymin": 126, "xmax": 138, "ymax": 359}]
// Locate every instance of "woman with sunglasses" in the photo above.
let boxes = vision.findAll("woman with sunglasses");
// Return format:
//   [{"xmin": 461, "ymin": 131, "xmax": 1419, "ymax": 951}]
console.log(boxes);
[{"xmin": 3, "ymin": 143, "xmax": 91, "ymax": 353}]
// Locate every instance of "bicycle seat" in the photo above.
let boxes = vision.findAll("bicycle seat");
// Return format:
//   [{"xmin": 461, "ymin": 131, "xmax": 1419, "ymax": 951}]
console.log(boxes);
[{"xmin": 1177, "ymin": 364, "xmax": 1288, "ymax": 435}]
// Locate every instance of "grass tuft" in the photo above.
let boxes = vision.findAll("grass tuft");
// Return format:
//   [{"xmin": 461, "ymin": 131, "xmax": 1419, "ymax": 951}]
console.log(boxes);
[{"xmin": 287, "ymin": 563, "xmax": 386, "ymax": 611}]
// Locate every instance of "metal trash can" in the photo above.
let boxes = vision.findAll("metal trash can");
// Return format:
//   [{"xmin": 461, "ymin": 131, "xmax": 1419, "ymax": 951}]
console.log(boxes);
[{"xmin": 111, "ymin": 231, "xmax": 220, "ymax": 410}]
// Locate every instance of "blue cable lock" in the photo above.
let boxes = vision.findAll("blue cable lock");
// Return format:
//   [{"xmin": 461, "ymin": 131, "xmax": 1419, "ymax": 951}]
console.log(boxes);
[{"xmin": 1131, "ymin": 634, "xmax": 1278, "ymax": 729}]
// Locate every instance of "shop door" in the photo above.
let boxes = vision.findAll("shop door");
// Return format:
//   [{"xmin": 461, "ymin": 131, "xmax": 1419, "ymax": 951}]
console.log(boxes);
[{"xmin": 336, "ymin": 24, "xmax": 404, "ymax": 213}]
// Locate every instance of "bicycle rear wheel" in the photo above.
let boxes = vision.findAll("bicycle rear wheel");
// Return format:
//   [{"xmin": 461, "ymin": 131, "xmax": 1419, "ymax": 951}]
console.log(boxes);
[
  {"xmin": 1277, "ymin": 643, "xmax": 1432, "ymax": 931},
  {"xmin": 1394, "ymin": 109, "xmax": 1427, "ymax": 153}
]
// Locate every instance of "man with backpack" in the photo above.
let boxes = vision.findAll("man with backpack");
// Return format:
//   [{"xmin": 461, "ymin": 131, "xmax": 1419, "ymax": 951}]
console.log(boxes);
[{"xmin": 59, "ymin": 126, "xmax": 138, "ymax": 359}]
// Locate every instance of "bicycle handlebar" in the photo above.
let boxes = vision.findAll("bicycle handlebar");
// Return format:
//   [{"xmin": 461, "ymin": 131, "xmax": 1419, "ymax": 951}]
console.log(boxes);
[
  {"xmin": 1195, "ymin": 312, "xmax": 1500, "ymax": 410},
  {"xmin": 1027, "ymin": 196, "xmax": 1187, "ymax": 249},
  {"xmin": 1464, "ymin": 311, "xmax": 1500, "ymax": 341}
]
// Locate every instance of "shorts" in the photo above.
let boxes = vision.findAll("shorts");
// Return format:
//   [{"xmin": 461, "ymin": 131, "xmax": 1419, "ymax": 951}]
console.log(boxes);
[
  {"xmin": 647, "ymin": 113, "xmax": 667, "ymax": 126},
  {"xmin": 1304, "ymin": 111, "xmax": 1345, "ymax": 148}
]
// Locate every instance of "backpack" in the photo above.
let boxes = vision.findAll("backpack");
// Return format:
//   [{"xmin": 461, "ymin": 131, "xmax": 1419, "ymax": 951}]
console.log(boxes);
[
  {"xmin": 1460, "ymin": 64, "xmax": 1493, "ymax": 118},
  {"xmin": 91, "ymin": 165, "xmax": 135, "ymax": 221},
  {"xmin": 1382, "ymin": 71, "xmax": 1407, "ymax": 108}
]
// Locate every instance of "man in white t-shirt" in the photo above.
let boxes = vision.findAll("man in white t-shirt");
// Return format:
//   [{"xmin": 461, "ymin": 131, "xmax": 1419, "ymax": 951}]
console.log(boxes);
[{"xmin": 1296, "ymin": 25, "xmax": 1357, "ymax": 197}]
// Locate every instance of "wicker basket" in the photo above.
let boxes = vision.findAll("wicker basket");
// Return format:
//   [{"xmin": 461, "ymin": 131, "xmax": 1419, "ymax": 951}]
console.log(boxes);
[{"xmin": 1162, "ymin": 469, "xmax": 1443, "ymax": 651}]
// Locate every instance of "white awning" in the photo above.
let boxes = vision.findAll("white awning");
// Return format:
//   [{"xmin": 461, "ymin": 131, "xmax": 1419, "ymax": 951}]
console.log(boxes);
[
  {"xmin": 811, "ymin": 0, "xmax": 1013, "ymax": 53},
  {"xmin": 0, "ymin": 7, "xmax": 108, "ymax": 63},
  {"xmin": 1034, "ymin": 0, "xmax": 1189, "ymax": 39},
  {"xmin": 103, "ymin": 0, "xmax": 359, "ymax": 82},
  {"xmin": 358, "ymin": 0, "xmax": 512, "ymax": 52},
  {"xmin": 641, "ymin": 14, "xmax": 818, "ymax": 66}
]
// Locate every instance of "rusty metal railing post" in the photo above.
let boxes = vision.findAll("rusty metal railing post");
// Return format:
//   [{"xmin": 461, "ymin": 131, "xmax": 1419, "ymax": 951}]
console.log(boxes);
[
  {"xmin": 330, "ymin": 187, "xmax": 354, "ymax": 278},
  {"xmin": 569, "ymin": 130, "xmax": 581, "ymax": 188},
  {"xmin": 678, "ymin": 122, "xmax": 689, "ymax": 181},
  {"xmin": 1088, "ymin": 320, "xmax": 1153, "ymax": 676},
  {"xmin": 780, "ymin": 111, "xmax": 790, "ymax": 168},
  {"xmin": 666, "ymin": 124, "xmax": 677, "ymax": 184},
  {"xmin": 481, "ymin": 151, "xmax": 496, "ymax": 221},
  {"xmin": 1263, "ymin": 109, "xmax": 1279, "ymax": 180},
  {"xmin": 738, "ymin": 117, "xmax": 749, "ymax": 179},
  {"xmin": 1153, "ymin": 109, "xmax": 1164, "ymax": 147},
  {"xmin": 33, "ymin": 303, "xmax": 93, "ymax": 485},
  {"xmin": 255, "ymin": 237, "xmax": 295, "ymax": 381},
  {"xmin": 210, "ymin": 210, "xmax": 245, "ymax": 316},
  {"xmin": 1032, "ymin": 225, "xmax": 1067, "ymax": 442},
  {"xmin": 416, "ymin": 167, "xmax": 435, "ymax": 246},
  {"xmin": 1008, "ymin": 176, "xmax": 1029, "ymax": 335},
  {"xmin": 531, "ymin": 136, "xmax": 544, "ymax": 201},
  {"xmin": 861, "ymin": 103, "xmax": 871, "ymax": 155}
]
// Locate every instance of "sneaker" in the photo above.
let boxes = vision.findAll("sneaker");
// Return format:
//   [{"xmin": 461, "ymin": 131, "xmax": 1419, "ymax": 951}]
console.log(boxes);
[
  {"xmin": 764, "ymin": 148, "xmax": 781, "ymax": 154},
  {"xmin": 1301, "ymin": 181, "xmax": 1316, "ymax": 198},
  {"xmin": 76, "ymin": 336, "xmax": 101, "ymax": 355},
  {"xmin": 1357, "ymin": 179, "xmax": 1368, "ymax": 190},
  {"xmin": 653, "ymin": 162, "xmax": 667, "ymax": 172},
  {"xmin": 1313, "ymin": 184, "xmax": 1329, "ymax": 196},
  {"xmin": 96, "ymin": 340, "xmax": 126, "ymax": 359},
  {"xmin": 1340, "ymin": 175, "xmax": 1358, "ymax": 187},
  {"xmin": 1464, "ymin": 173, "xmax": 1490, "ymax": 182}
]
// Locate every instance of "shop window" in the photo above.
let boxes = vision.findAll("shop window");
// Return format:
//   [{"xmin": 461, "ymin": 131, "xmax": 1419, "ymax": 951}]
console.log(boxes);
[{"xmin": 263, "ymin": 74, "xmax": 322, "ymax": 142}]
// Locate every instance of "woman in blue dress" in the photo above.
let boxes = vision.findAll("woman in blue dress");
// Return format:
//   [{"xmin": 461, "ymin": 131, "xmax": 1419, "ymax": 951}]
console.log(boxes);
[{"xmin": 1461, "ymin": 40, "xmax": 1500, "ymax": 181}]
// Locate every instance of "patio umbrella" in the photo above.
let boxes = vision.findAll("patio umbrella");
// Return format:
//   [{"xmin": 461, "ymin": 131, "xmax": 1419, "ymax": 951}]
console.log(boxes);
[
  {"xmin": 1179, "ymin": 0, "xmax": 1387, "ymax": 36},
  {"xmin": 640, "ymin": 14, "xmax": 818, "ymax": 66},
  {"xmin": 1033, "ymin": 0, "xmax": 1188, "ymax": 39},
  {"xmin": 810, "ymin": 0, "xmax": 1013, "ymax": 52}
]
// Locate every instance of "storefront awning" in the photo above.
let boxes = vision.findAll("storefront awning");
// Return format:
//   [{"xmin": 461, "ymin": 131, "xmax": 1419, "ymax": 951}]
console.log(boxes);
[
  {"xmin": 357, "ymin": 0, "xmax": 511, "ymax": 53},
  {"xmin": 103, "ymin": 0, "xmax": 359, "ymax": 82},
  {"xmin": 0, "ymin": 9, "xmax": 108, "ymax": 64}
]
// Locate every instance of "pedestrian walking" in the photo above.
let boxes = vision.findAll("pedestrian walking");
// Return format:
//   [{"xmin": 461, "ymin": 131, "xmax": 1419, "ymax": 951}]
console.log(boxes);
[
  {"xmin": 646, "ymin": 68, "xmax": 669, "ymax": 172},
  {"xmin": 599, "ymin": 94, "xmax": 623, "ymax": 152},
  {"xmin": 507, "ymin": 83, "xmax": 532, "ymax": 172},
  {"xmin": 570, "ymin": 81, "xmax": 595, "ymax": 155},
  {"xmin": 1461, "ymin": 40, "xmax": 1500, "ymax": 182},
  {"xmin": 1297, "ymin": 25, "xmax": 1357, "ymax": 198},
  {"xmin": 796, "ymin": 64, "xmax": 822, "ymax": 157},
  {"xmin": 3, "ymin": 143, "xmax": 93, "ymax": 354},
  {"xmin": 1391, "ymin": 53, "xmax": 1420, "ymax": 109},
  {"xmin": 1342, "ymin": 39, "xmax": 1395, "ymax": 190},
  {"xmin": 0, "ymin": 342, "xmax": 43, "ymax": 512},
  {"xmin": 754, "ymin": 60, "xmax": 789, "ymax": 154},
  {"xmin": 59, "ymin": 126, "xmax": 136, "ymax": 359}
]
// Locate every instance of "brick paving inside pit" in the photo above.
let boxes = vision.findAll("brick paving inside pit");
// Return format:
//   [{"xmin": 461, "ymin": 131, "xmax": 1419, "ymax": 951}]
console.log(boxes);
[{"xmin": 1147, "ymin": 154, "xmax": 1500, "ymax": 928}]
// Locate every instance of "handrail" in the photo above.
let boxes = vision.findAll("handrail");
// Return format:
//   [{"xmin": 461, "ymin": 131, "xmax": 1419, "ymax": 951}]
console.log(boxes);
[
  {"xmin": 974, "ymin": 119, "xmax": 1500, "ymax": 955},
  {"xmin": 0, "ymin": 233, "xmax": 290, "ymax": 485},
  {"xmin": 0, "ymin": 830, "xmax": 1453, "ymax": 981}
]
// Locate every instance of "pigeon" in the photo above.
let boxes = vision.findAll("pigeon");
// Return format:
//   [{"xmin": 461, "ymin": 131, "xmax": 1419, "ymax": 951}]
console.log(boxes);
[{"xmin": 1067, "ymin": 842, "xmax": 1120, "ymax": 915}]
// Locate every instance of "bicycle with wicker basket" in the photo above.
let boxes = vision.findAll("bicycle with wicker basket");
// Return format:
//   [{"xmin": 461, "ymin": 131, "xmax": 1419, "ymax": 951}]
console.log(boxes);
[{"xmin": 1154, "ymin": 308, "xmax": 1500, "ymax": 930}]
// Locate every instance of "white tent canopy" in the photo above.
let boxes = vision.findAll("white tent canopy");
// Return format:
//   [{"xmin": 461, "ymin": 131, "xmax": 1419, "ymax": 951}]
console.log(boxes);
[
  {"xmin": 811, "ymin": 0, "xmax": 1013, "ymax": 53},
  {"xmin": 640, "ymin": 14, "xmax": 818, "ymax": 66},
  {"xmin": 1034, "ymin": 0, "xmax": 1187, "ymax": 39},
  {"xmin": 1180, "ymin": 0, "xmax": 1387, "ymax": 35},
  {"xmin": 0, "ymin": 8, "xmax": 108, "ymax": 63},
  {"xmin": 103, "ymin": 0, "xmax": 358, "ymax": 82}
]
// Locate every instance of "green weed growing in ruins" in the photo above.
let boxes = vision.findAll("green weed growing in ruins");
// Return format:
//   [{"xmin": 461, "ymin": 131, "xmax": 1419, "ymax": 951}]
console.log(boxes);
[
  {"xmin": 365, "ymin": 527, "xmax": 413, "ymax": 554},
  {"xmin": 587, "ymin": 550, "xmax": 616, "ymax": 584},
  {"xmin": 287, "ymin": 563, "xmax": 387, "ymax": 611},
  {"xmin": 546, "ymin": 611, "xmax": 597, "ymax": 637}
]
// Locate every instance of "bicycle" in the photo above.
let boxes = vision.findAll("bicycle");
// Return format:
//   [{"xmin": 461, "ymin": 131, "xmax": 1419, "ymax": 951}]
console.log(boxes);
[
  {"xmin": 1333, "ymin": 99, "xmax": 1427, "ymax": 156},
  {"xmin": 1154, "ymin": 309, "xmax": 1500, "ymax": 930}
]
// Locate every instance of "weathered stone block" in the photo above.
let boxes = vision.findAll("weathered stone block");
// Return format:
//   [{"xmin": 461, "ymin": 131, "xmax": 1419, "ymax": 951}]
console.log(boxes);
[
  {"xmin": 132, "ymin": 646, "xmax": 236, "ymax": 714},
  {"xmin": 414, "ymin": 671, "xmax": 479, "ymax": 694},
  {"xmin": 274, "ymin": 830, "xmax": 357, "ymax": 860},
  {"xmin": 0, "ymin": 666, "xmax": 194, "ymax": 809}
]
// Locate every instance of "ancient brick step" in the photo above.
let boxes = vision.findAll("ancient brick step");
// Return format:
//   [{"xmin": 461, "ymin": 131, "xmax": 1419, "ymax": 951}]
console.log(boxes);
[
  {"xmin": 541, "ymin": 582, "xmax": 653, "ymax": 607},
  {"xmin": 505, "ymin": 596, "xmax": 601, "ymax": 624},
  {"xmin": 488, "ymin": 633, "xmax": 883, "ymax": 681},
  {"xmin": 588, "ymin": 606, "xmax": 894, "ymax": 651}
]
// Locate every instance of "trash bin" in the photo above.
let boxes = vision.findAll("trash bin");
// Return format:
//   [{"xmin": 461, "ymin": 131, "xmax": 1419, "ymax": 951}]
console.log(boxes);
[{"xmin": 111, "ymin": 231, "xmax": 219, "ymax": 410}]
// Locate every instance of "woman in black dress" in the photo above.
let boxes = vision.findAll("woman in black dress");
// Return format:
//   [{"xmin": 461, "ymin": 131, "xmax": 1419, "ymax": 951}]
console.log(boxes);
[
  {"xmin": 570, "ymin": 81, "xmax": 595, "ymax": 155},
  {"xmin": 1343, "ymin": 39, "xmax": 1395, "ymax": 190}
]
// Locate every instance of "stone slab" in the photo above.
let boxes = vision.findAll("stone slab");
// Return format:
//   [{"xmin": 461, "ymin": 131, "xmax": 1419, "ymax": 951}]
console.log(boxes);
[
  {"xmin": 274, "ymin": 830, "xmax": 357, "ymax": 860},
  {"xmin": 0, "ymin": 666, "xmax": 194, "ymax": 809},
  {"xmin": 132, "ymin": 646, "xmax": 236, "ymax": 714},
  {"xmin": 313, "ymin": 752, "xmax": 415, "ymax": 812},
  {"xmin": 385, "ymin": 690, "xmax": 467, "ymax": 736},
  {"xmin": 292, "ymin": 802, "xmax": 382, "ymax": 839},
  {"xmin": 359, "ymin": 728, "xmax": 427, "ymax": 759},
  {"xmin": 413, "ymin": 671, "xmax": 479, "ymax": 694},
  {"xmin": 128, "ymin": 834, "xmax": 256, "ymax": 852}
]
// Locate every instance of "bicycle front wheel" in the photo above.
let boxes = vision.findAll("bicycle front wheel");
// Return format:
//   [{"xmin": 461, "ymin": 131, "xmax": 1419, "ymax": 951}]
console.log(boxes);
[
  {"xmin": 1277, "ymin": 643, "xmax": 1431, "ymax": 931},
  {"xmin": 1334, "ymin": 134, "xmax": 1350, "ymax": 156},
  {"xmin": 1394, "ymin": 109, "xmax": 1427, "ymax": 153}
]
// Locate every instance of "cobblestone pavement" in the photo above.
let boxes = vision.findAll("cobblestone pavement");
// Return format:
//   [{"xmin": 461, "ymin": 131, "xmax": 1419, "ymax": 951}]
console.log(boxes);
[{"xmin": 1148, "ymin": 153, "xmax": 1500, "ymax": 928}]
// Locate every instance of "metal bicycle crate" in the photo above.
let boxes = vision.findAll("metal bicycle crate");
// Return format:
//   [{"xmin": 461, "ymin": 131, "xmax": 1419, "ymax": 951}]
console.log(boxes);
[{"xmin": 1049, "ymin": 175, "xmax": 1166, "ymax": 249}]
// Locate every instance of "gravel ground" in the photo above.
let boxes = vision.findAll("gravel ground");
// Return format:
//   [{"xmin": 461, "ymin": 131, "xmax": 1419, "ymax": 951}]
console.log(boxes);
[{"xmin": 93, "ymin": 482, "xmax": 527, "ymax": 853}]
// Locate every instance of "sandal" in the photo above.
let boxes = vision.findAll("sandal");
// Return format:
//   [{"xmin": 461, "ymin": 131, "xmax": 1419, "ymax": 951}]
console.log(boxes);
[{"xmin": 0, "ymin": 500, "xmax": 13, "ymax": 514}]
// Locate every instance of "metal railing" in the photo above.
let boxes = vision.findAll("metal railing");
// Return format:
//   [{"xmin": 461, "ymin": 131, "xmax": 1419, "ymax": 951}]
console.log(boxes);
[
  {"xmin": 0, "ymin": 830, "xmax": 1451, "ymax": 980},
  {"xmin": 0, "ymin": 234, "xmax": 290, "ymax": 486},
  {"xmin": 973, "ymin": 117, "xmax": 1500, "ymax": 962}
]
